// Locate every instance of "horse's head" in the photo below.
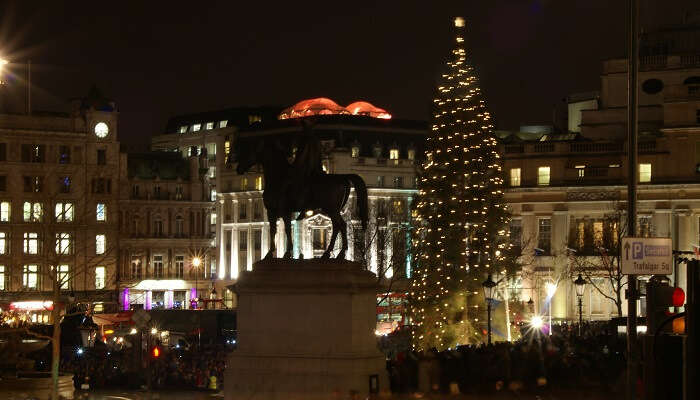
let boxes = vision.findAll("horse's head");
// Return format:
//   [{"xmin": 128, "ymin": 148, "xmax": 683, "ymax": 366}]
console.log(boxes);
[{"xmin": 235, "ymin": 140, "xmax": 263, "ymax": 175}]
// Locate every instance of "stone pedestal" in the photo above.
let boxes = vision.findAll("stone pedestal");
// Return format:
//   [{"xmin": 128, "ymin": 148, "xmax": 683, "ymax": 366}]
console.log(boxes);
[{"xmin": 225, "ymin": 259, "xmax": 388, "ymax": 400}]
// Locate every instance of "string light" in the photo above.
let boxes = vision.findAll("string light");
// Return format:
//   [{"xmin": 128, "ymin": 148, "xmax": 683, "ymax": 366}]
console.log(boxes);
[{"xmin": 410, "ymin": 17, "xmax": 514, "ymax": 351}]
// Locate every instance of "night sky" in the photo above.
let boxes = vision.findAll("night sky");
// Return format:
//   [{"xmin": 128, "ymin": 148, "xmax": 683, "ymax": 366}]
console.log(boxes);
[{"xmin": 0, "ymin": 1, "xmax": 694, "ymax": 149}]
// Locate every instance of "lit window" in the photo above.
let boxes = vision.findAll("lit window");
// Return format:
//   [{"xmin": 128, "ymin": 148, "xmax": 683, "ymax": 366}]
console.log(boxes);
[
  {"xmin": 23, "ymin": 202, "xmax": 43, "ymax": 222},
  {"xmin": 407, "ymin": 149, "xmax": 416, "ymax": 160},
  {"xmin": 206, "ymin": 122, "xmax": 214, "ymax": 130},
  {"xmin": 240, "ymin": 178, "xmax": 248, "ymax": 191},
  {"xmin": 179, "ymin": 125, "xmax": 188, "ymax": 133},
  {"xmin": 0, "ymin": 201, "xmax": 10, "ymax": 222},
  {"xmin": 210, "ymin": 213, "xmax": 217, "ymax": 225},
  {"xmin": 96, "ymin": 203, "xmax": 106, "ymax": 221},
  {"xmin": 207, "ymin": 143, "xmax": 216, "ymax": 156},
  {"xmin": 57, "ymin": 265, "xmax": 70, "ymax": 289},
  {"xmin": 55, "ymin": 233, "xmax": 72, "ymax": 255},
  {"xmin": 248, "ymin": 115, "xmax": 261, "ymax": 124},
  {"xmin": 23, "ymin": 265, "xmax": 38, "ymax": 289},
  {"xmin": 575, "ymin": 165, "xmax": 585, "ymax": 178},
  {"xmin": 219, "ymin": 120, "xmax": 228, "ymax": 128},
  {"xmin": 210, "ymin": 189, "xmax": 217, "ymax": 201},
  {"xmin": 55, "ymin": 202, "xmax": 74, "ymax": 222},
  {"xmin": 23, "ymin": 232, "xmax": 39, "ymax": 254},
  {"xmin": 0, "ymin": 232, "xmax": 6, "ymax": 254},
  {"xmin": 95, "ymin": 266, "xmax": 106, "ymax": 289},
  {"xmin": 537, "ymin": 166, "xmax": 551, "ymax": 186},
  {"xmin": 510, "ymin": 168, "xmax": 521, "ymax": 187},
  {"xmin": 0, "ymin": 265, "xmax": 5, "ymax": 290},
  {"xmin": 224, "ymin": 140, "xmax": 231, "ymax": 158},
  {"xmin": 209, "ymin": 167, "xmax": 216, "ymax": 179},
  {"xmin": 537, "ymin": 218, "xmax": 551, "ymax": 254},
  {"xmin": 351, "ymin": 145, "xmax": 360, "ymax": 158},
  {"xmin": 389, "ymin": 148, "xmax": 399, "ymax": 160},
  {"xmin": 96, "ymin": 234, "xmax": 106, "ymax": 255},
  {"xmin": 639, "ymin": 163, "xmax": 651, "ymax": 183},
  {"xmin": 255, "ymin": 176, "xmax": 263, "ymax": 190},
  {"xmin": 192, "ymin": 124, "xmax": 201, "ymax": 132}
]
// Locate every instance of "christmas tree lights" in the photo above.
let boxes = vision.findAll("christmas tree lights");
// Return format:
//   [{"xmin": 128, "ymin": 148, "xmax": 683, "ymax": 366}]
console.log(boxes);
[{"xmin": 410, "ymin": 17, "xmax": 514, "ymax": 350}]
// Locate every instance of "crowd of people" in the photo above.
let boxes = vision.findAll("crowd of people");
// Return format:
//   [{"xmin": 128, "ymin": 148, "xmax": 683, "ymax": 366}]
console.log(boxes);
[
  {"xmin": 386, "ymin": 322, "xmax": 628, "ymax": 396},
  {"xmin": 31, "ymin": 341, "xmax": 231, "ymax": 391}
]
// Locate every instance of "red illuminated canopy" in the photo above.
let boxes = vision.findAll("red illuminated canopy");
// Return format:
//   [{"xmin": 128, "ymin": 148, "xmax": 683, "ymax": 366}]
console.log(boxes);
[{"xmin": 279, "ymin": 98, "xmax": 391, "ymax": 120}]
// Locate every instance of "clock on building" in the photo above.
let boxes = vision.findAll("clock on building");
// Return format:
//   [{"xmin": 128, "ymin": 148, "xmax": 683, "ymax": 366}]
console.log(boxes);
[{"xmin": 94, "ymin": 122, "xmax": 109, "ymax": 138}]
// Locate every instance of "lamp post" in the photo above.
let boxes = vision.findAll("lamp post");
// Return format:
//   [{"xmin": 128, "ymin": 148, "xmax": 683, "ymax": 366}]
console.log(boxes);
[
  {"xmin": 192, "ymin": 256, "xmax": 202, "ymax": 309},
  {"xmin": 574, "ymin": 274, "xmax": 586, "ymax": 336},
  {"xmin": 482, "ymin": 274, "xmax": 497, "ymax": 345}
]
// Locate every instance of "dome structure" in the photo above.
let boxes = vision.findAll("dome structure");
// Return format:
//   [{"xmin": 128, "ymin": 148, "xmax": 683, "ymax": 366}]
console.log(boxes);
[
  {"xmin": 346, "ymin": 101, "xmax": 392, "ymax": 119},
  {"xmin": 278, "ymin": 97, "xmax": 392, "ymax": 120},
  {"xmin": 278, "ymin": 98, "xmax": 348, "ymax": 119}
]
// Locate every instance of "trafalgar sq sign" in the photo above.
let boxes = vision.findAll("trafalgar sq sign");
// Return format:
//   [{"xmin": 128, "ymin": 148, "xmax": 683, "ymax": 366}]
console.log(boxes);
[{"xmin": 621, "ymin": 237, "xmax": 672, "ymax": 275}]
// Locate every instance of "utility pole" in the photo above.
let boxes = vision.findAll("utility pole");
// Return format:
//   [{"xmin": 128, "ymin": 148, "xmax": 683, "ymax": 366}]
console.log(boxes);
[{"xmin": 626, "ymin": 0, "xmax": 639, "ymax": 399}]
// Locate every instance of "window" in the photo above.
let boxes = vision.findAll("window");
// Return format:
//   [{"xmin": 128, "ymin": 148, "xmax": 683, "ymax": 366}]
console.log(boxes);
[
  {"xmin": 154, "ymin": 186, "xmax": 161, "ymax": 198},
  {"xmin": 313, "ymin": 228, "xmax": 327, "ymax": 251},
  {"xmin": 576, "ymin": 166, "xmax": 585, "ymax": 178},
  {"xmin": 175, "ymin": 255, "xmax": 184, "ymax": 278},
  {"xmin": 239, "ymin": 202, "xmax": 247, "ymax": 220},
  {"xmin": 239, "ymin": 230, "xmax": 248, "ymax": 251},
  {"xmin": 377, "ymin": 176, "xmax": 385, "ymax": 187},
  {"xmin": 131, "ymin": 257, "xmax": 142, "ymax": 279},
  {"xmin": 389, "ymin": 148, "xmax": 399, "ymax": 160},
  {"xmin": 391, "ymin": 200, "xmax": 405, "ymax": 220},
  {"xmin": 95, "ymin": 266, "xmax": 106, "ymax": 289},
  {"xmin": 95, "ymin": 234, "xmax": 106, "ymax": 255},
  {"xmin": 407, "ymin": 148, "xmax": 416, "ymax": 160},
  {"xmin": 639, "ymin": 163, "xmax": 652, "ymax": 183},
  {"xmin": 240, "ymin": 177, "xmax": 248, "ymax": 191},
  {"xmin": 23, "ymin": 265, "xmax": 38, "ymax": 289},
  {"xmin": 210, "ymin": 189, "xmax": 217, "ymax": 201},
  {"xmin": 59, "ymin": 176, "xmax": 71, "ymax": 193},
  {"xmin": 57, "ymin": 265, "xmax": 70, "ymax": 290},
  {"xmin": 175, "ymin": 186, "xmax": 183, "ymax": 200},
  {"xmin": 153, "ymin": 218, "xmax": 163, "ymax": 236},
  {"xmin": 0, "ymin": 201, "xmax": 10, "ymax": 222},
  {"xmin": 21, "ymin": 144, "xmax": 44, "ymax": 163},
  {"xmin": 219, "ymin": 120, "xmax": 228, "ymax": 128},
  {"xmin": 537, "ymin": 166, "xmax": 551, "ymax": 186},
  {"xmin": 96, "ymin": 203, "xmax": 106, "ymax": 221},
  {"xmin": 59, "ymin": 146, "xmax": 71, "ymax": 164},
  {"xmin": 92, "ymin": 178, "xmax": 111, "ymax": 194},
  {"xmin": 210, "ymin": 213, "xmax": 217, "ymax": 225},
  {"xmin": 254, "ymin": 230, "xmax": 262, "ymax": 251},
  {"xmin": 393, "ymin": 176, "xmax": 403, "ymax": 188},
  {"xmin": 179, "ymin": 125, "xmax": 188, "ymax": 133},
  {"xmin": 639, "ymin": 216, "xmax": 652, "ymax": 238},
  {"xmin": 208, "ymin": 167, "xmax": 216, "ymax": 179},
  {"xmin": 24, "ymin": 232, "xmax": 39, "ymax": 254},
  {"xmin": 132, "ymin": 185, "xmax": 139, "ymax": 198},
  {"xmin": 206, "ymin": 142, "xmax": 216, "ymax": 156},
  {"xmin": 0, "ymin": 265, "xmax": 5, "ymax": 290},
  {"xmin": 55, "ymin": 233, "xmax": 72, "ymax": 255},
  {"xmin": 253, "ymin": 201, "xmax": 263, "ymax": 220},
  {"xmin": 24, "ymin": 176, "xmax": 43, "ymax": 192},
  {"xmin": 153, "ymin": 255, "xmax": 163, "ymax": 278},
  {"xmin": 23, "ymin": 202, "xmax": 43, "ymax": 222},
  {"xmin": 248, "ymin": 115, "xmax": 261, "ymax": 124},
  {"xmin": 537, "ymin": 218, "xmax": 551, "ymax": 255},
  {"xmin": 510, "ymin": 168, "xmax": 521, "ymax": 187},
  {"xmin": 510, "ymin": 219, "xmax": 522, "ymax": 253},
  {"xmin": 206, "ymin": 122, "xmax": 214, "ymax": 130},
  {"xmin": 175, "ymin": 216, "xmax": 184, "ymax": 236},
  {"xmin": 351, "ymin": 145, "xmax": 360, "ymax": 158},
  {"xmin": 255, "ymin": 176, "xmax": 263, "ymax": 190},
  {"xmin": 0, "ymin": 232, "xmax": 7, "ymax": 254},
  {"xmin": 97, "ymin": 149, "xmax": 106, "ymax": 165},
  {"xmin": 192, "ymin": 124, "xmax": 201, "ymax": 132},
  {"xmin": 55, "ymin": 202, "xmax": 74, "ymax": 222},
  {"xmin": 224, "ymin": 139, "xmax": 231, "ymax": 159},
  {"xmin": 0, "ymin": 176, "xmax": 5, "ymax": 191},
  {"xmin": 373, "ymin": 144, "xmax": 382, "ymax": 158}
]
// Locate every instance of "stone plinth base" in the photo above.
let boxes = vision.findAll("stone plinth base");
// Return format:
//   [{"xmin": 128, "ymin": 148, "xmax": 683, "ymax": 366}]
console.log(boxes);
[{"xmin": 225, "ymin": 259, "xmax": 388, "ymax": 400}]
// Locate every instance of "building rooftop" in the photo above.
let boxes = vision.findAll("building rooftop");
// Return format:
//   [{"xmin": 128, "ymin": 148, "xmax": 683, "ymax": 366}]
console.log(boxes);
[
  {"xmin": 127, "ymin": 152, "xmax": 192, "ymax": 180},
  {"xmin": 164, "ymin": 106, "xmax": 281, "ymax": 134}
]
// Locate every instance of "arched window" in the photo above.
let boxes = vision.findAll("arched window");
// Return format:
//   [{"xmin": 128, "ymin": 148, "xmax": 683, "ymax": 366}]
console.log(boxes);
[
  {"xmin": 153, "ymin": 216, "xmax": 163, "ymax": 237},
  {"xmin": 175, "ymin": 215, "xmax": 184, "ymax": 237}
]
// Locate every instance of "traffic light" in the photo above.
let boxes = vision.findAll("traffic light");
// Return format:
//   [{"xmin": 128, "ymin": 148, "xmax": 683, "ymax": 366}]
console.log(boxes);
[
  {"xmin": 151, "ymin": 346, "xmax": 161, "ymax": 359},
  {"xmin": 646, "ymin": 276, "xmax": 685, "ymax": 335}
]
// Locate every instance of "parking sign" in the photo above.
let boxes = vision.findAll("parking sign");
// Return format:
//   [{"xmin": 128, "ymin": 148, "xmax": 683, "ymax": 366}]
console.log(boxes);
[{"xmin": 621, "ymin": 237, "xmax": 672, "ymax": 275}]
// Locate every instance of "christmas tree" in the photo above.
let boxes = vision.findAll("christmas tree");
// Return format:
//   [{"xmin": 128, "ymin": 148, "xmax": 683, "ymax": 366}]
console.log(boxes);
[{"xmin": 410, "ymin": 17, "xmax": 514, "ymax": 350}]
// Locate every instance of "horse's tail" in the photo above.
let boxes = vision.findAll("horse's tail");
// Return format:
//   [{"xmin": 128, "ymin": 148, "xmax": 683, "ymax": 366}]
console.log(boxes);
[{"xmin": 345, "ymin": 174, "xmax": 368, "ymax": 230}]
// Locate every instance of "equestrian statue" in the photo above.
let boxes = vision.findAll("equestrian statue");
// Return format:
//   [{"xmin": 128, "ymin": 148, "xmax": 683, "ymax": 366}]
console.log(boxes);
[{"xmin": 234, "ymin": 126, "xmax": 368, "ymax": 260}]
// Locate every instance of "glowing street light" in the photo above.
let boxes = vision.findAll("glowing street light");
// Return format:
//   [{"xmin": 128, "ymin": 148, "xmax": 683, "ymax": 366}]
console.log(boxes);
[
  {"xmin": 0, "ymin": 58, "xmax": 7, "ymax": 85},
  {"xmin": 530, "ymin": 315, "xmax": 544, "ymax": 330},
  {"xmin": 192, "ymin": 256, "xmax": 202, "ymax": 309}
]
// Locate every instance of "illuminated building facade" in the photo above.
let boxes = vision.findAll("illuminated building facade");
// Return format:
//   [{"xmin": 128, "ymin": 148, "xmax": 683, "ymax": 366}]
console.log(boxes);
[
  {"xmin": 0, "ymin": 88, "xmax": 121, "ymax": 321},
  {"xmin": 116, "ymin": 152, "xmax": 214, "ymax": 310},
  {"xmin": 501, "ymin": 18, "xmax": 700, "ymax": 323}
]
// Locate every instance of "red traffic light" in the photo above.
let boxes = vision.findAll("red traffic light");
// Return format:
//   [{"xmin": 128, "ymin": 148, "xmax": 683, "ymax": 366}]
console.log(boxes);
[
  {"xmin": 151, "ymin": 347, "xmax": 160, "ymax": 358},
  {"xmin": 671, "ymin": 287, "xmax": 685, "ymax": 308}
]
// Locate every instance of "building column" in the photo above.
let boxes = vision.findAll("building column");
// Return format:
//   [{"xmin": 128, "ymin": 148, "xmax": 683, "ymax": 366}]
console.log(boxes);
[
  {"xmin": 677, "ymin": 212, "xmax": 692, "ymax": 292},
  {"xmin": 231, "ymin": 228, "xmax": 238, "ymax": 279},
  {"xmin": 219, "ymin": 226, "xmax": 226, "ymax": 280},
  {"xmin": 247, "ymin": 227, "xmax": 253, "ymax": 271},
  {"xmin": 262, "ymin": 222, "xmax": 269, "ymax": 257}
]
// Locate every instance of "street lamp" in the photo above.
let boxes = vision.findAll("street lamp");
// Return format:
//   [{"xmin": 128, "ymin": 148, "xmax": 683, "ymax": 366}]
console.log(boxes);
[
  {"xmin": 482, "ymin": 274, "xmax": 497, "ymax": 345},
  {"xmin": 192, "ymin": 256, "xmax": 202, "ymax": 309},
  {"xmin": 0, "ymin": 58, "xmax": 7, "ymax": 84},
  {"xmin": 574, "ymin": 273, "xmax": 587, "ymax": 336}
]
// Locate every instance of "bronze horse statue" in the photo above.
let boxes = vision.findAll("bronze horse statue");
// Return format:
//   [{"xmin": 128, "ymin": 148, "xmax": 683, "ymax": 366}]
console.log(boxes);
[{"xmin": 235, "ymin": 138, "xmax": 368, "ymax": 260}]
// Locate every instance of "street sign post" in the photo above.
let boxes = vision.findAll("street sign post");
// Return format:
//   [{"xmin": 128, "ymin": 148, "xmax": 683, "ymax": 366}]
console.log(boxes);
[{"xmin": 621, "ymin": 237, "xmax": 672, "ymax": 275}]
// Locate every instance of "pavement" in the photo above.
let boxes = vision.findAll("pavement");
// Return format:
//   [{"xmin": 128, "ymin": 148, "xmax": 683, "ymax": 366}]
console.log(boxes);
[{"xmin": 74, "ymin": 389, "xmax": 223, "ymax": 400}]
